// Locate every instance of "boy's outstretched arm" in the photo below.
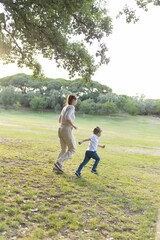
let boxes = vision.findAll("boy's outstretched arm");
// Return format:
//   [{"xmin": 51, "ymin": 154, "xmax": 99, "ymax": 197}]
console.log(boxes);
[
  {"xmin": 98, "ymin": 144, "xmax": 106, "ymax": 148},
  {"xmin": 78, "ymin": 138, "xmax": 91, "ymax": 145}
]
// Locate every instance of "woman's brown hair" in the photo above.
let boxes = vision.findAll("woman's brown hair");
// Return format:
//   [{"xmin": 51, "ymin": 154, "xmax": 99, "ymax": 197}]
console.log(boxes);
[{"xmin": 66, "ymin": 95, "xmax": 77, "ymax": 105}]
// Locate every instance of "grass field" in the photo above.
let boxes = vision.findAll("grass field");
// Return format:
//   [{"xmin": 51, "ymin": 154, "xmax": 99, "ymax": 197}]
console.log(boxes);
[{"xmin": 0, "ymin": 109, "xmax": 160, "ymax": 240}]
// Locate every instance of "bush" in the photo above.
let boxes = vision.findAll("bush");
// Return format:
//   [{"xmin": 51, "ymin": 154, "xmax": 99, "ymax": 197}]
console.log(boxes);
[
  {"xmin": 123, "ymin": 101, "xmax": 138, "ymax": 115},
  {"xmin": 118, "ymin": 95, "xmax": 130, "ymax": 110},
  {"xmin": 79, "ymin": 99, "xmax": 97, "ymax": 114},
  {"xmin": 13, "ymin": 101, "xmax": 21, "ymax": 110},
  {"xmin": 136, "ymin": 100, "xmax": 146, "ymax": 115},
  {"xmin": 154, "ymin": 100, "xmax": 160, "ymax": 115},
  {"xmin": 55, "ymin": 103, "xmax": 61, "ymax": 112},
  {"xmin": 46, "ymin": 90, "xmax": 60, "ymax": 109},
  {"xmin": 75, "ymin": 99, "xmax": 81, "ymax": 111},
  {"xmin": 30, "ymin": 96, "xmax": 48, "ymax": 111},
  {"xmin": 0, "ymin": 86, "xmax": 20, "ymax": 108},
  {"xmin": 97, "ymin": 93, "xmax": 120, "ymax": 105},
  {"xmin": 144, "ymin": 99, "xmax": 156, "ymax": 115},
  {"xmin": 19, "ymin": 91, "xmax": 36, "ymax": 107},
  {"xmin": 46, "ymin": 89, "xmax": 70, "ymax": 110},
  {"xmin": 102, "ymin": 101, "xmax": 118, "ymax": 114}
]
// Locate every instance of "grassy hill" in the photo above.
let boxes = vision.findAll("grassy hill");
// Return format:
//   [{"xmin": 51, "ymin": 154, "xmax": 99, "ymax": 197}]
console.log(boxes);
[{"xmin": 0, "ymin": 110, "xmax": 160, "ymax": 239}]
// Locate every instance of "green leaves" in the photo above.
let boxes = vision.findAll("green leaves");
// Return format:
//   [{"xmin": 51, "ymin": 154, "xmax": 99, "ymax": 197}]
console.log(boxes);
[
  {"xmin": 117, "ymin": 0, "xmax": 159, "ymax": 24},
  {"xmin": 0, "ymin": 0, "xmax": 112, "ymax": 82},
  {"xmin": 116, "ymin": 5, "xmax": 139, "ymax": 24}
]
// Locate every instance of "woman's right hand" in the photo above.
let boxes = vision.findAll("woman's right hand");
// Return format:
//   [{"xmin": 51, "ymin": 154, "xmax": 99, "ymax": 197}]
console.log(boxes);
[{"xmin": 66, "ymin": 119, "xmax": 78, "ymax": 130}]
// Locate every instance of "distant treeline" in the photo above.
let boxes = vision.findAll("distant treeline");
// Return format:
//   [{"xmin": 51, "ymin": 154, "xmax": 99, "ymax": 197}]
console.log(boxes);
[{"xmin": 0, "ymin": 73, "xmax": 160, "ymax": 115}]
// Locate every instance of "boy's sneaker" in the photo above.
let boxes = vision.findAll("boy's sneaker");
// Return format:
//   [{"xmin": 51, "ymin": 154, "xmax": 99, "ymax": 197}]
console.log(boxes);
[
  {"xmin": 52, "ymin": 167, "xmax": 59, "ymax": 172},
  {"xmin": 54, "ymin": 162, "xmax": 64, "ymax": 173},
  {"xmin": 75, "ymin": 171, "xmax": 81, "ymax": 178},
  {"xmin": 91, "ymin": 170, "xmax": 99, "ymax": 175},
  {"xmin": 52, "ymin": 167, "xmax": 63, "ymax": 174}
]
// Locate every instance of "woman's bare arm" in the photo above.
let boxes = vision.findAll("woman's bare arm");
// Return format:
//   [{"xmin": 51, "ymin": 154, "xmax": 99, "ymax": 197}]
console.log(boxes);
[
  {"xmin": 66, "ymin": 119, "xmax": 77, "ymax": 129},
  {"xmin": 59, "ymin": 115, "xmax": 62, "ymax": 123}
]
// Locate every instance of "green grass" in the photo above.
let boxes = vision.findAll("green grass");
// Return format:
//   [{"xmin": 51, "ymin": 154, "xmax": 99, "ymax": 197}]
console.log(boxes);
[{"xmin": 0, "ymin": 109, "xmax": 160, "ymax": 240}]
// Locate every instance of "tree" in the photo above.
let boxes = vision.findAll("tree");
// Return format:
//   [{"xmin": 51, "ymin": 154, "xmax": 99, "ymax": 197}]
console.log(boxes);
[
  {"xmin": 69, "ymin": 78, "xmax": 112, "ymax": 101},
  {"xmin": 97, "ymin": 93, "xmax": 119, "ymax": 105},
  {"xmin": 0, "ymin": 0, "xmax": 112, "ymax": 82},
  {"xmin": 0, "ymin": 73, "xmax": 27, "ymax": 87},
  {"xmin": 10, "ymin": 75, "xmax": 29, "ymax": 94},
  {"xmin": 20, "ymin": 91, "xmax": 35, "ymax": 107},
  {"xmin": 102, "ymin": 101, "xmax": 118, "ymax": 114},
  {"xmin": 79, "ymin": 98, "xmax": 97, "ymax": 114},
  {"xmin": 136, "ymin": 99, "xmax": 146, "ymax": 115},
  {"xmin": 46, "ymin": 89, "xmax": 60, "ymax": 110},
  {"xmin": 118, "ymin": 95, "xmax": 130, "ymax": 111},
  {"xmin": 123, "ymin": 100, "xmax": 139, "ymax": 115},
  {"xmin": 46, "ymin": 80, "xmax": 63, "ymax": 92},
  {"xmin": 30, "ymin": 96, "xmax": 47, "ymax": 111},
  {"xmin": 0, "ymin": 85, "xmax": 20, "ymax": 108},
  {"xmin": 135, "ymin": 97, "xmax": 157, "ymax": 115},
  {"xmin": 144, "ymin": 99, "xmax": 156, "ymax": 115},
  {"xmin": 117, "ymin": 0, "xmax": 160, "ymax": 24},
  {"xmin": 155, "ymin": 100, "xmax": 160, "ymax": 115},
  {"xmin": 55, "ymin": 103, "xmax": 61, "ymax": 112}
]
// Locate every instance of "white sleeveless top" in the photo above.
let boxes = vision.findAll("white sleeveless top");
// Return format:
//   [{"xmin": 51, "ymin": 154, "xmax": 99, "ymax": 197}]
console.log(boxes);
[{"xmin": 60, "ymin": 105, "xmax": 75, "ymax": 126}]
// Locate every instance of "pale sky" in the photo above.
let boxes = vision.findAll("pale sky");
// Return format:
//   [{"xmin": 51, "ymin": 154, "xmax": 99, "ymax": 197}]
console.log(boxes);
[{"xmin": 0, "ymin": 0, "xmax": 160, "ymax": 99}]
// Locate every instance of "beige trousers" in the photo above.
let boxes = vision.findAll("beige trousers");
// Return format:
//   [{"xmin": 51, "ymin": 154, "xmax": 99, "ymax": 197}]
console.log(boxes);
[{"xmin": 56, "ymin": 125, "xmax": 76, "ymax": 167}]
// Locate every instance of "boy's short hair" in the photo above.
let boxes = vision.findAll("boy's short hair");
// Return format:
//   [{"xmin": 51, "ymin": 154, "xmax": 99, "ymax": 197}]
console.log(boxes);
[{"xmin": 93, "ymin": 126, "xmax": 102, "ymax": 134}]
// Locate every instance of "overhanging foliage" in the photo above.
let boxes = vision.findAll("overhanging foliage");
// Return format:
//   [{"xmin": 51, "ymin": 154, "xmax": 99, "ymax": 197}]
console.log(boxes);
[{"xmin": 0, "ymin": 0, "xmax": 112, "ymax": 82}]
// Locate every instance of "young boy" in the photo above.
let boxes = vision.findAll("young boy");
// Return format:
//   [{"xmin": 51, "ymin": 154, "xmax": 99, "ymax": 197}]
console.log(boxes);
[{"xmin": 75, "ymin": 126, "xmax": 105, "ymax": 177}]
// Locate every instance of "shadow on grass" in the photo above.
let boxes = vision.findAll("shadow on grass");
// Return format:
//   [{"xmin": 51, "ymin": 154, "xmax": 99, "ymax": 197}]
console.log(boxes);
[{"xmin": 52, "ymin": 170, "xmax": 108, "ymax": 195}]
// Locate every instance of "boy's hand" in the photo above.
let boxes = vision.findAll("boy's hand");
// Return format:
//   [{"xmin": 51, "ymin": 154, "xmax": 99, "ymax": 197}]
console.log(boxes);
[
  {"xmin": 78, "ymin": 141, "xmax": 83, "ymax": 145},
  {"xmin": 102, "ymin": 145, "xmax": 105, "ymax": 148}
]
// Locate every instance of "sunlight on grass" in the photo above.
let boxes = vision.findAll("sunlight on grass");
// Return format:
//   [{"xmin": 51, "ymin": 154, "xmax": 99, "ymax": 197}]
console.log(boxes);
[{"xmin": 0, "ymin": 110, "xmax": 160, "ymax": 239}]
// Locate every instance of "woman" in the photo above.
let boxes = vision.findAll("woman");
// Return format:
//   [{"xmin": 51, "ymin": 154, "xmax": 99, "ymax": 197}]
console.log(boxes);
[{"xmin": 53, "ymin": 94, "xmax": 78, "ymax": 172}]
